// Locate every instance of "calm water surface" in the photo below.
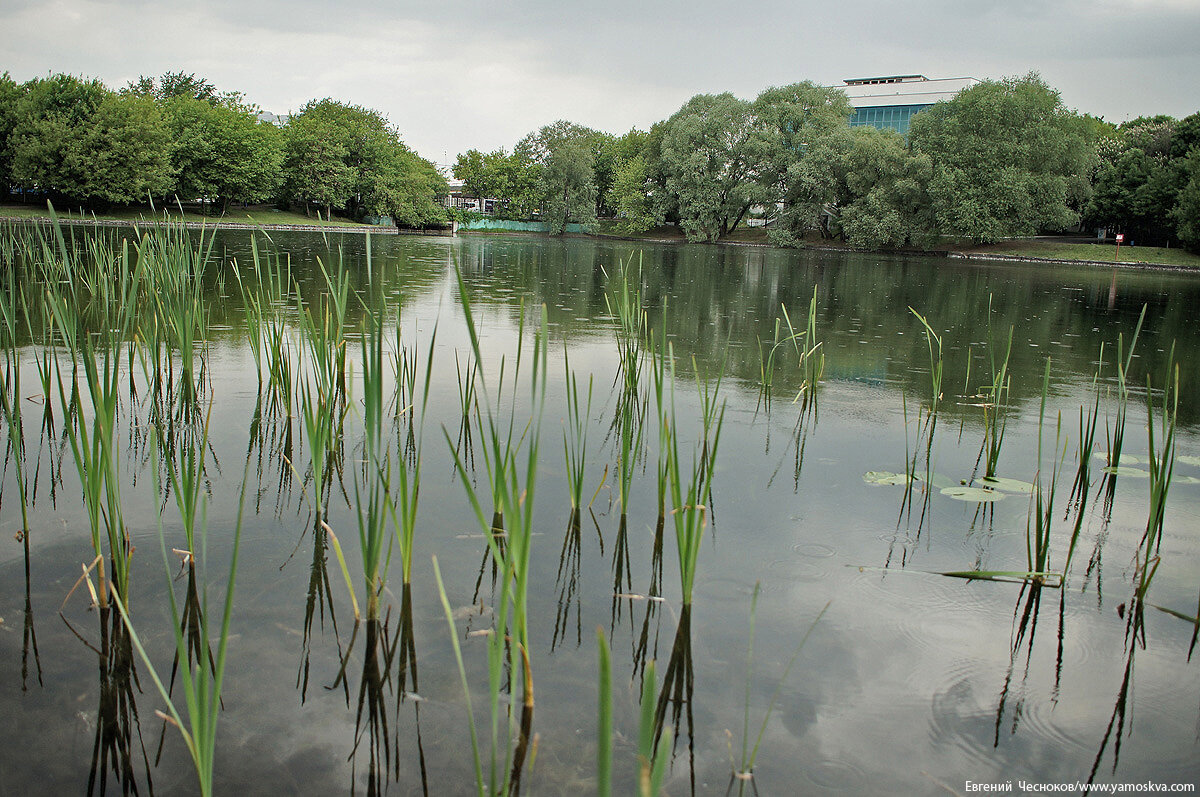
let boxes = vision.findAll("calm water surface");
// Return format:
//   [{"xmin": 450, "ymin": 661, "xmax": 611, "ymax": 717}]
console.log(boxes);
[{"xmin": 1, "ymin": 231, "xmax": 1198, "ymax": 795}]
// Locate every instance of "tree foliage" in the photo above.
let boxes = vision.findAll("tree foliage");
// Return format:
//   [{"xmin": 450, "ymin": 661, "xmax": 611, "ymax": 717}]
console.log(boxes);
[
  {"xmin": 659, "ymin": 93, "xmax": 756, "ymax": 242},
  {"xmin": 452, "ymin": 147, "xmax": 540, "ymax": 218},
  {"xmin": 750, "ymin": 81, "xmax": 854, "ymax": 213},
  {"xmin": 516, "ymin": 120, "xmax": 599, "ymax": 233},
  {"xmin": 8, "ymin": 74, "xmax": 173, "ymax": 207},
  {"xmin": 0, "ymin": 72, "xmax": 21, "ymax": 196},
  {"xmin": 167, "ymin": 96, "xmax": 283, "ymax": 209},
  {"xmin": 281, "ymin": 99, "xmax": 446, "ymax": 225},
  {"xmin": 909, "ymin": 73, "xmax": 1095, "ymax": 243},
  {"xmin": 770, "ymin": 125, "xmax": 935, "ymax": 250},
  {"xmin": 1174, "ymin": 150, "xmax": 1200, "ymax": 252}
]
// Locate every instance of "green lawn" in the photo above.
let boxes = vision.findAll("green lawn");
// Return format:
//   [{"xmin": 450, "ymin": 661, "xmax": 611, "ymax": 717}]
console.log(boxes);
[
  {"xmin": 0, "ymin": 202, "xmax": 368, "ymax": 228},
  {"xmin": 973, "ymin": 240, "xmax": 1200, "ymax": 269}
]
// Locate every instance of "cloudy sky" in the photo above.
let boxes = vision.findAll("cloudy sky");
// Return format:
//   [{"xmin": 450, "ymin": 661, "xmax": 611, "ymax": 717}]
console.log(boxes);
[{"xmin": 3, "ymin": 0, "xmax": 1198, "ymax": 165}]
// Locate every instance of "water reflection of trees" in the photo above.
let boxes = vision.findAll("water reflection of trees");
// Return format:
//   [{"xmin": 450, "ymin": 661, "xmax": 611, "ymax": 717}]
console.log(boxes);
[{"xmin": 454, "ymin": 237, "xmax": 1200, "ymax": 425}]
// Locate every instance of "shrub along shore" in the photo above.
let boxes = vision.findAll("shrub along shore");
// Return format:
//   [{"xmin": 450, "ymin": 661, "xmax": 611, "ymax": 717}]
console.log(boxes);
[{"xmin": 7, "ymin": 202, "xmax": 1196, "ymax": 271}]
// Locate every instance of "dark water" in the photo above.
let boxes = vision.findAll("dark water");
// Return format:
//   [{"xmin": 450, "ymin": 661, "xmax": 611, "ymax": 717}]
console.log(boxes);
[{"xmin": 2, "ymin": 231, "xmax": 1199, "ymax": 795}]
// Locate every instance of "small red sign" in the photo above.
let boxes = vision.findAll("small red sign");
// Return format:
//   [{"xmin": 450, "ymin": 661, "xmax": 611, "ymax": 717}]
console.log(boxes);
[{"xmin": 1115, "ymin": 233, "xmax": 1125, "ymax": 242}]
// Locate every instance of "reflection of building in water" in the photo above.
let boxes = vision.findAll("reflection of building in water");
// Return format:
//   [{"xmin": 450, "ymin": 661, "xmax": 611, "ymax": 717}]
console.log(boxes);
[{"xmin": 839, "ymin": 75, "xmax": 979, "ymax": 136}]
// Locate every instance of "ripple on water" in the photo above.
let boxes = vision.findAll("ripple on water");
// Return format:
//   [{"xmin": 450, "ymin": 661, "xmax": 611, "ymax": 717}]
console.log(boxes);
[
  {"xmin": 801, "ymin": 758, "xmax": 867, "ymax": 792},
  {"xmin": 792, "ymin": 542, "xmax": 837, "ymax": 558},
  {"xmin": 1008, "ymin": 691, "xmax": 1094, "ymax": 755},
  {"xmin": 765, "ymin": 556, "xmax": 827, "ymax": 584},
  {"xmin": 844, "ymin": 567, "xmax": 1001, "ymax": 657},
  {"xmin": 928, "ymin": 676, "xmax": 999, "ymax": 768}
]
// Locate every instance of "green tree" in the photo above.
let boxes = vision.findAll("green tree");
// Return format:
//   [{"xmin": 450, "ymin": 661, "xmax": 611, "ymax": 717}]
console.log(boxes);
[
  {"xmin": 909, "ymin": 73, "xmax": 1095, "ymax": 244},
  {"xmin": 1173, "ymin": 112, "xmax": 1200, "ymax": 159},
  {"xmin": 516, "ymin": 121, "xmax": 598, "ymax": 233},
  {"xmin": 9, "ymin": 75, "xmax": 172, "ymax": 207},
  {"xmin": 659, "ymin": 93, "xmax": 755, "ymax": 242},
  {"xmin": 1174, "ymin": 149, "xmax": 1200, "ymax": 252},
  {"xmin": 1087, "ymin": 147, "xmax": 1182, "ymax": 244},
  {"xmin": 609, "ymin": 154, "xmax": 660, "ymax": 234},
  {"xmin": 0, "ymin": 72, "xmax": 22, "ymax": 198},
  {"xmin": 281, "ymin": 109, "xmax": 352, "ymax": 217},
  {"xmin": 452, "ymin": 147, "xmax": 538, "ymax": 216},
  {"xmin": 598, "ymin": 127, "xmax": 651, "ymax": 218},
  {"xmin": 750, "ymin": 81, "xmax": 854, "ymax": 218},
  {"xmin": 770, "ymin": 125, "xmax": 934, "ymax": 250},
  {"xmin": 167, "ymin": 96, "xmax": 283, "ymax": 210},
  {"xmin": 282, "ymin": 99, "xmax": 446, "ymax": 224},
  {"xmin": 126, "ymin": 71, "xmax": 219, "ymax": 104}
]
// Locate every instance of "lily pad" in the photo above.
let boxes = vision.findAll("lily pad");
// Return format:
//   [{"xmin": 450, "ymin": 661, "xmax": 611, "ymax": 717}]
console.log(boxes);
[
  {"xmin": 978, "ymin": 476, "xmax": 1036, "ymax": 494},
  {"xmin": 1178, "ymin": 455, "xmax": 1200, "ymax": 468},
  {"xmin": 863, "ymin": 471, "xmax": 913, "ymax": 486},
  {"xmin": 1101, "ymin": 466, "xmax": 1150, "ymax": 478},
  {"xmin": 940, "ymin": 485, "xmax": 1006, "ymax": 502},
  {"xmin": 1094, "ymin": 452, "xmax": 1141, "ymax": 466}
]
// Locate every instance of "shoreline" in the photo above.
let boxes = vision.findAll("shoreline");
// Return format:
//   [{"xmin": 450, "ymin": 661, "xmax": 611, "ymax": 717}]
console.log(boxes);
[
  {"xmin": 4, "ymin": 214, "xmax": 1193, "ymax": 271},
  {"xmin": 0, "ymin": 214, "xmax": 395, "ymax": 234}
]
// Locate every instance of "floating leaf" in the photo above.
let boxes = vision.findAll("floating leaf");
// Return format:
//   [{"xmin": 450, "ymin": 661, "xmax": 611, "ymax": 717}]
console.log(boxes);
[
  {"xmin": 978, "ymin": 476, "xmax": 1035, "ymax": 494},
  {"xmin": 1178, "ymin": 455, "xmax": 1200, "ymax": 468},
  {"xmin": 863, "ymin": 471, "xmax": 913, "ymax": 486},
  {"xmin": 1101, "ymin": 466, "xmax": 1150, "ymax": 478},
  {"xmin": 940, "ymin": 486, "xmax": 1005, "ymax": 502}
]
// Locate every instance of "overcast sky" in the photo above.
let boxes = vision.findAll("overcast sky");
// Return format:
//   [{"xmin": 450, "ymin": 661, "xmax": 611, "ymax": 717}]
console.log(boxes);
[{"xmin": 3, "ymin": 0, "xmax": 1198, "ymax": 166}]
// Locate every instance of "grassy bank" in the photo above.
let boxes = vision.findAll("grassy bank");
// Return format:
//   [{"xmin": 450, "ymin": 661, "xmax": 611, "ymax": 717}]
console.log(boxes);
[
  {"xmin": 972, "ymin": 240, "xmax": 1200, "ymax": 269},
  {"xmin": 0, "ymin": 202, "xmax": 368, "ymax": 228}
]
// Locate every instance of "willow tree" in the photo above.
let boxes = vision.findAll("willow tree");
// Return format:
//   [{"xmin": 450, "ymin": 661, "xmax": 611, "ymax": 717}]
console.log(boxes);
[
  {"xmin": 516, "ymin": 120, "xmax": 599, "ymax": 234},
  {"xmin": 658, "ymin": 93, "xmax": 755, "ymax": 242},
  {"xmin": 909, "ymin": 73, "xmax": 1095, "ymax": 244}
]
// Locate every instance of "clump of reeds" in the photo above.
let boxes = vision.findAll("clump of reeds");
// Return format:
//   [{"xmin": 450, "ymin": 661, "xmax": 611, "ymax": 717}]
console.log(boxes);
[
  {"xmin": 604, "ymin": 258, "xmax": 648, "ymax": 422},
  {"xmin": 1026, "ymin": 359, "xmax": 1065, "ymax": 584},
  {"xmin": 139, "ymin": 220, "xmax": 215, "ymax": 415},
  {"xmin": 758, "ymin": 292, "xmax": 824, "ymax": 416},
  {"xmin": 662, "ymin": 349, "xmax": 725, "ymax": 607},
  {"xmin": 1137, "ymin": 358, "xmax": 1178, "ymax": 607},
  {"xmin": 0, "ymin": 281, "xmax": 30, "ymax": 539},
  {"xmin": 594, "ymin": 627, "xmax": 670, "ymax": 797},
  {"xmin": 980, "ymin": 298, "xmax": 1013, "ymax": 480},
  {"xmin": 910, "ymin": 308, "xmax": 943, "ymax": 420},
  {"xmin": 47, "ymin": 259, "xmax": 143, "ymax": 609},
  {"xmin": 1103, "ymin": 307, "xmax": 1146, "ymax": 479},
  {"xmin": 113, "ymin": 448, "xmax": 249, "ymax": 797},
  {"xmin": 439, "ymin": 265, "xmax": 548, "ymax": 796},
  {"xmin": 1062, "ymin": 343, "xmax": 1105, "ymax": 579}
]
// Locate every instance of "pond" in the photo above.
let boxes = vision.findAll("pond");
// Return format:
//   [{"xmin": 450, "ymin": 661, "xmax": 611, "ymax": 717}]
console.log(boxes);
[{"xmin": 1, "ymin": 229, "xmax": 1198, "ymax": 795}]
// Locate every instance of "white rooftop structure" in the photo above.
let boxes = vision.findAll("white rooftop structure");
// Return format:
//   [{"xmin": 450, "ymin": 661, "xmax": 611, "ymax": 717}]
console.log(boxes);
[
  {"xmin": 836, "ymin": 74, "xmax": 980, "ymax": 134},
  {"xmin": 839, "ymin": 75, "xmax": 979, "ymax": 109}
]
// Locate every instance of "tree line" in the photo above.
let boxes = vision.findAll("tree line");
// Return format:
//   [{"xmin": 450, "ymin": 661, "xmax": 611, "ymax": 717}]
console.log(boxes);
[
  {"xmin": 454, "ymin": 74, "xmax": 1200, "ymax": 252},
  {"xmin": 0, "ymin": 71, "xmax": 449, "ymax": 227}
]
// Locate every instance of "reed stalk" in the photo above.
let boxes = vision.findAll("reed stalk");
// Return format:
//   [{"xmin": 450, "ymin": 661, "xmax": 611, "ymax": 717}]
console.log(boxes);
[
  {"xmin": 731, "ymin": 587, "xmax": 830, "ymax": 796},
  {"xmin": 1139, "ymin": 360, "xmax": 1178, "ymax": 602},
  {"xmin": 1027, "ymin": 359, "xmax": 1065, "ymax": 580},
  {"xmin": 910, "ymin": 308, "xmax": 943, "ymax": 419},
  {"xmin": 563, "ymin": 354, "xmax": 593, "ymax": 513},
  {"xmin": 980, "ymin": 301, "xmax": 1013, "ymax": 479},
  {"xmin": 112, "ymin": 453, "xmax": 249, "ymax": 797},
  {"xmin": 443, "ymin": 265, "xmax": 548, "ymax": 796},
  {"xmin": 664, "ymin": 348, "xmax": 725, "ymax": 607}
]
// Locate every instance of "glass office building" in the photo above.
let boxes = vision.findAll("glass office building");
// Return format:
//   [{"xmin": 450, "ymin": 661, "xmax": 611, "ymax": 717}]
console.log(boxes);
[{"xmin": 840, "ymin": 75, "xmax": 979, "ymax": 136}]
